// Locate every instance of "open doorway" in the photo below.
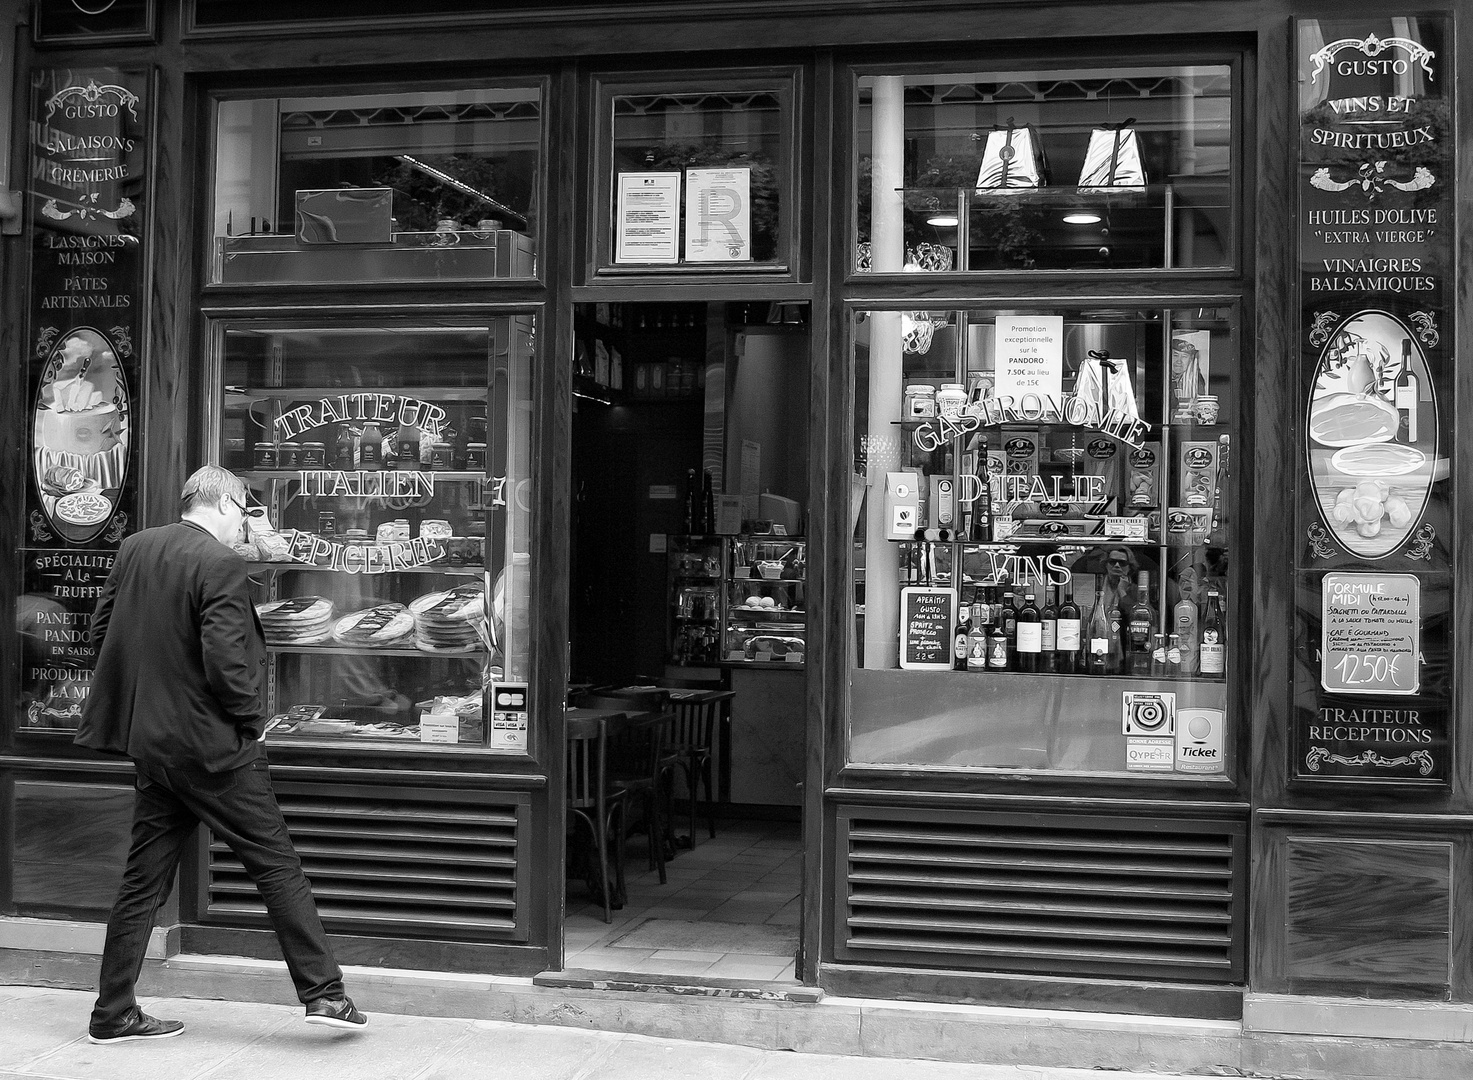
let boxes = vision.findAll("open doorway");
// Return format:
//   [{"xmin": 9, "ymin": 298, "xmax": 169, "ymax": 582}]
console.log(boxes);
[{"xmin": 565, "ymin": 300, "xmax": 808, "ymax": 983}]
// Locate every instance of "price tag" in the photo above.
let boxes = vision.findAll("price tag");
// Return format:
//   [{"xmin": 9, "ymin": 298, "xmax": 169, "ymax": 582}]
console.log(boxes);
[
  {"xmin": 1321, "ymin": 572, "xmax": 1420, "ymax": 696},
  {"xmin": 1104, "ymin": 516, "xmax": 1148, "ymax": 541}
]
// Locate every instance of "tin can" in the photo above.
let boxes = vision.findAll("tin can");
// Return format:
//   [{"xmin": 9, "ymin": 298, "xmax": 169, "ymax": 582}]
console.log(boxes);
[
  {"xmin": 253, "ymin": 442, "xmax": 278, "ymax": 469},
  {"xmin": 300, "ymin": 441, "xmax": 326, "ymax": 468},
  {"xmin": 277, "ymin": 441, "xmax": 301, "ymax": 468}
]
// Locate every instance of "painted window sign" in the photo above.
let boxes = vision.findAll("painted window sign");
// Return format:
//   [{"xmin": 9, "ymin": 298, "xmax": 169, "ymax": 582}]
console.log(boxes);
[
  {"xmin": 32, "ymin": 327, "xmax": 132, "ymax": 544},
  {"xmin": 1293, "ymin": 18, "xmax": 1452, "ymax": 785},
  {"xmin": 1305, "ymin": 309, "xmax": 1439, "ymax": 560}
]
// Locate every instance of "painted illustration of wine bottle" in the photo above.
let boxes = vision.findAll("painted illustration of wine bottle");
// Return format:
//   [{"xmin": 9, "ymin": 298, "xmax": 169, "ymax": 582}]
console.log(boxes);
[{"xmin": 1395, "ymin": 337, "xmax": 1418, "ymax": 443}]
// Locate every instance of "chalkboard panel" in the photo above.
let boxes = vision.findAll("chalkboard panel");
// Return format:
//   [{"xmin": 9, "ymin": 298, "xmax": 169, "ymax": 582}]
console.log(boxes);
[{"xmin": 900, "ymin": 586, "xmax": 955, "ymax": 670}]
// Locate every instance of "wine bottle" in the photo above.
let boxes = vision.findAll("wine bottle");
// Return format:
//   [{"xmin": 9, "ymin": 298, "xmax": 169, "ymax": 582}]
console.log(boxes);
[
  {"xmin": 1086, "ymin": 579, "xmax": 1113, "ymax": 675},
  {"xmin": 1000, "ymin": 590, "xmax": 1018, "ymax": 667},
  {"xmin": 1039, "ymin": 584, "xmax": 1057, "ymax": 674},
  {"xmin": 683, "ymin": 468, "xmax": 699, "ymax": 535},
  {"xmin": 1395, "ymin": 338, "xmax": 1419, "ymax": 442},
  {"xmin": 1016, "ymin": 591, "xmax": 1042, "ymax": 673},
  {"xmin": 1055, "ymin": 586, "xmax": 1081, "ymax": 674},
  {"xmin": 1200, "ymin": 587, "xmax": 1225, "ymax": 677},
  {"xmin": 967, "ymin": 595, "xmax": 989, "ymax": 671},
  {"xmin": 952, "ymin": 593, "xmax": 971, "ymax": 672},
  {"xmin": 1105, "ymin": 583, "xmax": 1125, "ymax": 675},
  {"xmin": 1127, "ymin": 571, "xmax": 1154, "ymax": 675}
]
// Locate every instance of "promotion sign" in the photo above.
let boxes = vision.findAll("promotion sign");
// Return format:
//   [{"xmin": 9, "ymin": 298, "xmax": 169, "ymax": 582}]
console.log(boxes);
[
  {"xmin": 18, "ymin": 67, "xmax": 150, "ymax": 733},
  {"xmin": 1292, "ymin": 21, "xmax": 1451, "ymax": 783}
]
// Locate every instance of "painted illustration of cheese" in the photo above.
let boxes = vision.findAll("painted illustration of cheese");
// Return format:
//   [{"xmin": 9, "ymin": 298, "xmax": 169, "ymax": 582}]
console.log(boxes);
[{"xmin": 38, "ymin": 403, "xmax": 121, "ymax": 456}]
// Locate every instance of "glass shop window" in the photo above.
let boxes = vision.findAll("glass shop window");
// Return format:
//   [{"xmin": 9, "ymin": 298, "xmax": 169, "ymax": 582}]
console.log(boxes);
[
  {"xmin": 210, "ymin": 86, "xmax": 541, "ymax": 285},
  {"xmin": 212, "ymin": 316, "xmax": 536, "ymax": 751},
  {"xmin": 594, "ymin": 72, "xmax": 797, "ymax": 273},
  {"xmin": 849, "ymin": 305, "xmax": 1238, "ymax": 778},
  {"xmin": 855, "ymin": 64, "xmax": 1235, "ymax": 273}
]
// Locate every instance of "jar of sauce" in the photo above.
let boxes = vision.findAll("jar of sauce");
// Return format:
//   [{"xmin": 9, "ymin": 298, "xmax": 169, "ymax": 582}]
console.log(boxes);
[
  {"xmin": 936, "ymin": 383, "xmax": 967, "ymax": 418},
  {"xmin": 277, "ymin": 441, "xmax": 300, "ymax": 468},
  {"xmin": 253, "ymin": 442, "xmax": 278, "ymax": 469},
  {"xmin": 299, "ymin": 442, "xmax": 326, "ymax": 468},
  {"xmin": 903, "ymin": 383, "xmax": 936, "ymax": 419},
  {"xmin": 465, "ymin": 442, "xmax": 487, "ymax": 471}
]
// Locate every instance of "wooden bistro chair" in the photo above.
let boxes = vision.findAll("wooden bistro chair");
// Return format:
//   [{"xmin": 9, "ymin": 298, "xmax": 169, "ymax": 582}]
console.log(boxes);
[
  {"xmin": 665, "ymin": 691, "xmax": 732, "ymax": 846},
  {"xmin": 564, "ymin": 715, "xmax": 625, "ymax": 922},
  {"xmin": 604, "ymin": 711, "xmax": 674, "ymax": 886}
]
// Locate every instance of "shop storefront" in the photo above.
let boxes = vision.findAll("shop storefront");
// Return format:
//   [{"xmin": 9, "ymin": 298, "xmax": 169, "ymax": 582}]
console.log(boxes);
[{"xmin": 1, "ymin": 0, "xmax": 1467, "ymax": 1033}]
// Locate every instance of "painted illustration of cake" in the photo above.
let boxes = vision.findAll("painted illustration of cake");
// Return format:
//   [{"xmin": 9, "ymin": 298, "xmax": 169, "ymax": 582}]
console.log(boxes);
[{"xmin": 32, "ymin": 329, "xmax": 131, "ymax": 542}]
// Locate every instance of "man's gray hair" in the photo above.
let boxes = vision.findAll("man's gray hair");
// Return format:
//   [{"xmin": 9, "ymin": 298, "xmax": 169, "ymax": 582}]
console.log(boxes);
[{"xmin": 180, "ymin": 464, "xmax": 247, "ymax": 514}]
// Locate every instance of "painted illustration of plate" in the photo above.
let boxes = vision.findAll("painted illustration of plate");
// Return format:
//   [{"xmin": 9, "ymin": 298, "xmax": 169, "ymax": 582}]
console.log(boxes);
[
  {"xmin": 54, "ymin": 491, "xmax": 114, "ymax": 526},
  {"xmin": 1330, "ymin": 442, "xmax": 1426, "ymax": 477},
  {"xmin": 1307, "ymin": 392, "xmax": 1398, "ymax": 447}
]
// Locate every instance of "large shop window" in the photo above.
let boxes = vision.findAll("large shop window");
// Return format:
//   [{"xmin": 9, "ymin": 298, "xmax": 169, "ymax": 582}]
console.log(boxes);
[
  {"xmin": 210, "ymin": 317, "xmax": 536, "ymax": 750},
  {"xmin": 850, "ymin": 306, "xmax": 1238, "ymax": 778},
  {"xmin": 855, "ymin": 64, "xmax": 1234, "ymax": 273},
  {"xmin": 210, "ymin": 87, "xmax": 541, "ymax": 285}
]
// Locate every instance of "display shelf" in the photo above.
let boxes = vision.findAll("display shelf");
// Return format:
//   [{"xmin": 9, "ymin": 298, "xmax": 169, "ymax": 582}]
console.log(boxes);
[
  {"xmin": 237, "ymin": 469, "xmax": 488, "ymax": 482},
  {"xmin": 225, "ymin": 385, "xmax": 489, "ymax": 404},
  {"xmin": 248, "ymin": 561, "xmax": 483, "ymax": 576},
  {"xmin": 267, "ymin": 644, "xmax": 485, "ymax": 658}
]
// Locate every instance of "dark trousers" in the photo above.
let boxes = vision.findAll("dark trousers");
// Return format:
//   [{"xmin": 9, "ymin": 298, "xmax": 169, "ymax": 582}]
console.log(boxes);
[{"xmin": 90, "ymin": 756, "xmax": 343, "ymax": 1031}]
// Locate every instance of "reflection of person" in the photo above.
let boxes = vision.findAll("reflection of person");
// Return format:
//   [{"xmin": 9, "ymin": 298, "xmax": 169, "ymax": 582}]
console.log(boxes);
[{"xmin": 73, "ymin": 467, "xmax": 367, "ymax": 1043}]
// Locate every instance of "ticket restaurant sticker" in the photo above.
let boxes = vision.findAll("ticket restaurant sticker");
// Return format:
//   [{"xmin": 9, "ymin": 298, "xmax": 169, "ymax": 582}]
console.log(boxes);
[{"xmin": 1321, "ymin": 572, "xmax": 1419, "ymax": 695}]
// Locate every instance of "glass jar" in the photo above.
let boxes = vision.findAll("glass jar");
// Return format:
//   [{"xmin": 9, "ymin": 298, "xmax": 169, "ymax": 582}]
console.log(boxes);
[
  {"xmin": 903, "ymin": 383, "xmax": 936, "ymax": 419},
  {"xmin": 465, "ymin": 442, "xmax": 487, "ymax": 471},
  {"xmin": 299, "ymin": 441, "xmax": 326, "ymax": 468},
  {"xmin": 936, "ymin": 383, "xmax": 968, "ymax": 418},
  {"xmin": 253, "ymin": 442, "xmax": 278, "ymax": 469},
  {"xmin": 277, "ymin": 441, "xmax": 301, "ymax": 468}
]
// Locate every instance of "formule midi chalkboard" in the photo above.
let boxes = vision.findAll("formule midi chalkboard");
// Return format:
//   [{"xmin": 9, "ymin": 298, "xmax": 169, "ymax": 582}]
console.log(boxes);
[{"xmin": 900, "ymin": 586, "xmax": 956, "ymax": 670}]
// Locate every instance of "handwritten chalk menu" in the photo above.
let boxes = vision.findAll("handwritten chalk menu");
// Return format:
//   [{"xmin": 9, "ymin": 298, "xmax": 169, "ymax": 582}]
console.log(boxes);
[
  {"xmin": 899, "ymin": 587, "xmax": 954, "ymax": 670},
  {"xmin": 1321, "ymin": 573, "xmax": 1419, "ymax": 695},
  {"xmin": 994, "ymin": 315, "xmax": 1063, "ymax": 402}
]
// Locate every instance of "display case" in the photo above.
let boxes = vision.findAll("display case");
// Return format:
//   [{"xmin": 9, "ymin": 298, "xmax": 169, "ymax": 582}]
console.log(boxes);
[
  {"xmin": 851, "ymin": 306, "xmax": 1236, "ymax": 776},
  {"xmin": 210, "ymin": 317, "xmax": 535, "ymax": 749},
  {"xmin": 724, "ymin": 537, "xmax": 807, "ymax": 665},
  {"xmin": 665, "ymin": 535, "xmax": 722, "ymax": 668}
]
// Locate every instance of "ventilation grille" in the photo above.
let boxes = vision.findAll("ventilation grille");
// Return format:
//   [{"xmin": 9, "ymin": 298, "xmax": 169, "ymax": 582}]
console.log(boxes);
[
  {"xmin": 837, "ymin": 807, "xmax": 1243, "ymax": 982},
  {"xmin": 206, "ymin": 783, "xmax": 527, "ymax": 941}
]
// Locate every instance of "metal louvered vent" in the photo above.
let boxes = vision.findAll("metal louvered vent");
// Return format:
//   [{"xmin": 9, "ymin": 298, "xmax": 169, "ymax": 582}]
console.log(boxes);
[
  {"xmin": 206, "ymin": 783, "xmax": 527, "ymax": 942},
  {"xmin": 837, "ymin": 807, "xmax": 1243, "ymax": 983}
]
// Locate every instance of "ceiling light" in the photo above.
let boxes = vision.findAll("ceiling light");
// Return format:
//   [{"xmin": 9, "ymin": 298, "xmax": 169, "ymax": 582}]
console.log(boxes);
[
  {"xmin": 926, "ymin": 214, "xmax": 960, "ymax": 227},
  {"xmin": 1063, "ymin": 212, "xmax": 1102, "ymax": 225}
]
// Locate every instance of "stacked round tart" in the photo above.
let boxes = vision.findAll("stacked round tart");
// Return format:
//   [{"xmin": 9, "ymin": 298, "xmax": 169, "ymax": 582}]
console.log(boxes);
[
  {"xmin": 408, "ymin": 583, "xmax": 485, "ymax": 653},
  {"xmin": 331, "ymin": 603, "xmax": 416, "ymax": 648},
  {"xmin": 257, "ymin": 596, "xmax": 335, "ymax": 645}
]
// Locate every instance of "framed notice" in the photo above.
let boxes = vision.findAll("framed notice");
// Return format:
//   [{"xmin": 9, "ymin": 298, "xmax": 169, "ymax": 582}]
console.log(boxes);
[
  {"xmin": 1321, "ymin": 573, "xmax": 1419, "ymax": 695},
  {"xmin": 899, "ymin": 587, "xmax": 954, "ymax": 670},
  {"xmin": 994, "ymin": 315, "xmax": 1064, "ymax": 402},
  {"xmin": 685, "ymin": 168, "xmax": 751, "ymax": 262},
  {"xmin": 615, "ymin": 172, "xmax": 680, "ymax": 264}
]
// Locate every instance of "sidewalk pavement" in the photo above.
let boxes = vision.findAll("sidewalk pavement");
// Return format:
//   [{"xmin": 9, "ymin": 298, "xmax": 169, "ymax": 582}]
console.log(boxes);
[{"xmin": 0, "ymin": 985, "xmax": 1200, "ymax": 1080}]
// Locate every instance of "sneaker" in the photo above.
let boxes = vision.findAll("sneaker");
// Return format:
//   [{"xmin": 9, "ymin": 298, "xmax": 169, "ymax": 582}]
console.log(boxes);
[
  {"xmin": 88, "ymin": 1009, "xmax": 185, "ymax": 1044},
  {"xmin": 304, "ymin": 996, "xmax": 368, "ymax": 1030}
]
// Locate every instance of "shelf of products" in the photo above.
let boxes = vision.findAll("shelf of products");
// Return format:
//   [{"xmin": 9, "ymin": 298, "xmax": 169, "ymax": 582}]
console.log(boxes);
[
  {"xmin": 214, "ymin": 320, "xmax": 534, "ymax": 749},
  {"xmin": 852, "ymin": 305, "xmax": 1235, "ymax": 775},
  {"xmin": 665, "ymin": 535, "xmax": 808, "ymax": 668}
]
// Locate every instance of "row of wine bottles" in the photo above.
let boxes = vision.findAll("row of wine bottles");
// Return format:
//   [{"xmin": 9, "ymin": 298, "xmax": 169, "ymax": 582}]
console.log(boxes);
[{"xmin": 950, "ymin": 574, "xmax": 1225, "ymax": 677}]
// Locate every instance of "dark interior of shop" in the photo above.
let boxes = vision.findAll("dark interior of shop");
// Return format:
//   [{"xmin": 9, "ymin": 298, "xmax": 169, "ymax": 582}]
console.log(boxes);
[{"xmin": 565, "ymin": 301, "xmax": 807, "ymax": 982}]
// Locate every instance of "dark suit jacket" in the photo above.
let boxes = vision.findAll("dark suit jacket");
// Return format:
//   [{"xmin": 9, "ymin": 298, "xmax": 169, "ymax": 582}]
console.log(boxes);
[{"xmin": 74, "ymin": 521, "xmax": 266, "ymax": 773}]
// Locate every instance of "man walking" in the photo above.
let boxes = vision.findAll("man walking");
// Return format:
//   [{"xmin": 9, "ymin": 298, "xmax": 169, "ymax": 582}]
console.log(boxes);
[{"xmin": 74, "ymin": 466, "xmax": 367, "ymax": 1042}]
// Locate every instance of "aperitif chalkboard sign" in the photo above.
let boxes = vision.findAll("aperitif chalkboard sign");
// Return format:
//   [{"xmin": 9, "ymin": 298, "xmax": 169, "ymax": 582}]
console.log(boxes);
[{"xmin": 899, "ymin": 587, "xmax": 954, "ymax": 670}]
